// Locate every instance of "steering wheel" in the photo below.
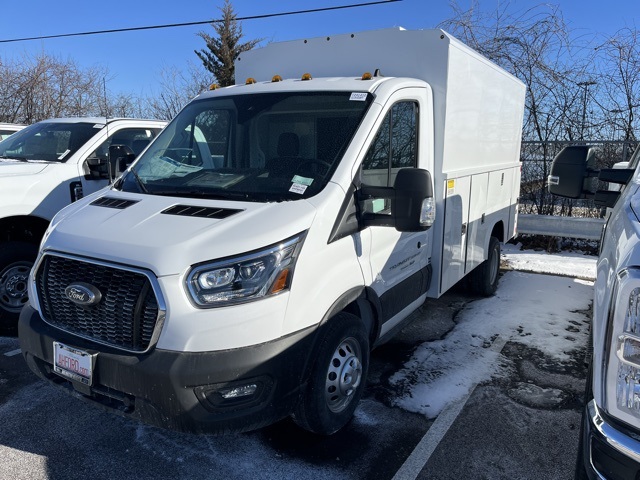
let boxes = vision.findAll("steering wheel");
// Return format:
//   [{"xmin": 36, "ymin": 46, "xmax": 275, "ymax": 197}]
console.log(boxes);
[{"xmin": 298, "ymin": 159, "xmax": 332, "ymax": 177}]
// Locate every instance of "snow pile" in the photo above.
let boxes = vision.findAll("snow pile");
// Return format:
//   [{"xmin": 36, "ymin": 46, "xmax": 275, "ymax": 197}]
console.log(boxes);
[{"xmin": 390, "ymin": 248, "xmax": 595, "ymax": 418}]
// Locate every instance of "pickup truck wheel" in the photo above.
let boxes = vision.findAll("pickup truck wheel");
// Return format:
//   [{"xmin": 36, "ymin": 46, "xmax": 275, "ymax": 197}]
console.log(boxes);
[
  {"xmin": 469, "ymin": 236, "xmax": 500, "ymax": 296},
  {"xmin": 294, "ymin": 312, "xmax": 369, "ymax": 435},
  {"xmin": 0, "ymin": 242, "xmax": 38, "ymax": 328}
]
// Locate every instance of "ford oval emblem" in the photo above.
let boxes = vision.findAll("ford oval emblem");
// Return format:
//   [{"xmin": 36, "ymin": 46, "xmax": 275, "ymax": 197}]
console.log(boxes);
[{"xmin": 64, "ymin": 282, "xmax": 102, "ymax": 307}]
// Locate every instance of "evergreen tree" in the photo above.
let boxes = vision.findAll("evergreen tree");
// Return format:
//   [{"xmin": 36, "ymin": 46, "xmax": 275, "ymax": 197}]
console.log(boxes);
[{"xmin": 195, "ymin": 0, "xmax": 262, "ymax": 87}]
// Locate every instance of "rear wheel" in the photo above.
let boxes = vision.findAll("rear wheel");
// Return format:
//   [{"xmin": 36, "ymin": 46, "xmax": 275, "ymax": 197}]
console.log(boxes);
[
  {"xmin": 0, "ymin": 242, "xmax": 38, "ymax": 329},
  {"xmin": 469, "ymin": 236, "xmax": 500, "ymax": 296},
  {"xmin": 294, "ymin": 312, "xmax": 369, "ymax": 435}
]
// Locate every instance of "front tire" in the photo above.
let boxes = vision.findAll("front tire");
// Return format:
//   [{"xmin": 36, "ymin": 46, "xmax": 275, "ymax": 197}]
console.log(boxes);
[
  {"xmin": 294, "ymin": 312, "xmax": 369, "ymax": 435},
  {"xmin": 0, "ymin": 242, "xmax": 38, "ymax": 329}
]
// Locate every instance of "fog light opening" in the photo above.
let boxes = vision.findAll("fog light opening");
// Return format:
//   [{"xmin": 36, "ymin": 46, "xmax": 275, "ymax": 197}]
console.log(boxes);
[{"xmin": 219, "ymin": 384, "xmax": 258, "ymax": 399}]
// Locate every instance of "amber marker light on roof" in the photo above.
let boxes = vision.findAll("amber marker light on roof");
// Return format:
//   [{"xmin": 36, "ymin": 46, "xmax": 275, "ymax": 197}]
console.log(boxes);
[
  {"xmin": 301, "ymin": 73, "xmax": 312, "ymax": 81},
  {"xmin": 361, "ymin": 72, "xmax": 373, "ymax": 80},
  {"xmin": 245, "ymin": 78, "xmax": 257, "ymax": 85},
  {"xmin": 209, "ymin": 84, "xmax": 219, "ymax": 90},
  {"xmin": 271, "ymin": 75, "xmax": 283, "ymax": 82}
]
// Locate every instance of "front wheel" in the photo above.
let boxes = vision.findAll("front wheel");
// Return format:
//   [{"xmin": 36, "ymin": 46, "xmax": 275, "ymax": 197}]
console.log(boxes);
[
  {"xmin": 0, "ymin": 242, "xmax": 38, "ymax": 329},
  {"xmin": 294, "ymin": 312, "xmax": 369, "ymax": 435}
]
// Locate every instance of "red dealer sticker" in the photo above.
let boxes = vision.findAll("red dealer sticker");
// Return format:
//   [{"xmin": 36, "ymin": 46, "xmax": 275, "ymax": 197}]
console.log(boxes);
[{"xmin": 53, "ymin": 342, "xmax": 95, "ymax": 386}]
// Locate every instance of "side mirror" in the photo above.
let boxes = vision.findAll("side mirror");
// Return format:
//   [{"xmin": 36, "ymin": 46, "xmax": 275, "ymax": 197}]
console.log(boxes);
[
  {"xmin": 108, "ymin": 144, "xmax": 136, "ymax": 181},
  {"xmin": 547, "ymin": 145, "xmax": 635, "ymax": 208},
  {"xmin": 360, "ymin": 168, "xmax": 435, "ymax": 232},
  {"xmin": 393, "ymin": 168, "xmax": 435, "ymax": 231},
  {"xmin": 547, "ymin": 146, "xmax": 597, "ymax": 198}
]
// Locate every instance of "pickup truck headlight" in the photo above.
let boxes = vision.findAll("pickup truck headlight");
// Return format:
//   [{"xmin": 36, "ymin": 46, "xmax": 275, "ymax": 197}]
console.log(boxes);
[
  {"xmin": 186, "ymin": 232, "xmax": 306, "ymax": 307},
  {"xmin": 605, "ymin": 268, "xmax": 640, "ymax": 421}
]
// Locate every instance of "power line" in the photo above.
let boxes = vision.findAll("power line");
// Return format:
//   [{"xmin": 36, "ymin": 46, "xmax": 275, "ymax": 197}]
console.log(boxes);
[{"xmin": 0, "ymin": 1, "xmax": 402, "ymax": 44}]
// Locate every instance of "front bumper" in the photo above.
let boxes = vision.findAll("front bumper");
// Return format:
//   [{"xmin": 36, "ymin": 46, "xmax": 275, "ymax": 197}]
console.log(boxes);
[
  {"xmin": 583, "ymin": 400, "xmax": 640, "ymax": 479},
  {"xmin": 18, "ymin": 305, "xmax": 317, "ymax": 434}
]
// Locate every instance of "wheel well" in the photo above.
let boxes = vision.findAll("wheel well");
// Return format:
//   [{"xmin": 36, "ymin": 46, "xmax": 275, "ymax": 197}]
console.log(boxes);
[
  {"xmin": 0, "ymin": 216, "xmax": 49, "ymax": 244},
  {"xmin": 491, "ymin": 220, "xmax": 505, "ymax": 242}
]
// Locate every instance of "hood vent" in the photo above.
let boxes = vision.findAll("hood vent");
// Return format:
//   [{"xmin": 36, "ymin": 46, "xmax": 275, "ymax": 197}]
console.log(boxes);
[
  {"xmin": 91, "ymin": 197, "xmax": 139, "ymax": 209},
  {"xmin": 162, "ymin": 205, "xmax": 243, "ymax": 219}
]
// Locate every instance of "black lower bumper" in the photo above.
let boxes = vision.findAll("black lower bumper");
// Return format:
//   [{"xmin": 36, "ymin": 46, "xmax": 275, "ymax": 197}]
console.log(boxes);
[
  {"xmin": 582, "ymin": 400, "xmax": 640, "ymax": 479},
  {"xmin": 18, "ymin": 305, "xmax": 317, "ymax": 434}
]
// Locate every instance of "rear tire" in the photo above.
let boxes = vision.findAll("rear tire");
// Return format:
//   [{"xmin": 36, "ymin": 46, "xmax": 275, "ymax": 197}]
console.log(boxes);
[
  {"xmin": 469, "ymin": 236, "xmax": 500, "ymax": 296},
  {"xmin": 294, "ymin": 312, "xmax": 369, "ymax": 435},
  {"xmin": 0, "ymin": 242, "xmax": 38, "ymax": 329}
]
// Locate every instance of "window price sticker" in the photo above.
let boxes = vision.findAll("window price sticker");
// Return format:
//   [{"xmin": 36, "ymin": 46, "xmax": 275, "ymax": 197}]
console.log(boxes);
[{"xmin": 289, "ymin": 183, "xmax": 308, "ymax": 194}]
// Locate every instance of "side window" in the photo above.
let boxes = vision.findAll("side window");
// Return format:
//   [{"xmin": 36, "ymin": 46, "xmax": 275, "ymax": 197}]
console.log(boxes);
[
  {"xmin": 361, "ymin": 101, "xmax": 418, "ymax": 214},
  {"xmin": 362, "ymin": 101, "xmax": 418, "ymax": 187},
  {"xmin": 88, "ymin": 128, "xmax": 161, "ymax": 163}
]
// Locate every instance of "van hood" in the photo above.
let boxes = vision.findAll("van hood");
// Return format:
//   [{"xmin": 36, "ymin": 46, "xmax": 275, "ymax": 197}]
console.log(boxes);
[
  {"xmin": 44, "ymin": 191, "xmax": 317, "ymax": 276},
  {"xmin": 0, "ymin": 159, "xmax": 49, "ymax": 175}
]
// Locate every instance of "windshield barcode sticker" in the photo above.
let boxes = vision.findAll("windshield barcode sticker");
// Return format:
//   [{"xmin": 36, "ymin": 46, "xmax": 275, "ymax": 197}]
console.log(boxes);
[
  {"xmin": 349, "ymin": 92, "xmax": 367, "ymax": 101},
  {"xmin": 289, "ymin": 183, "xmax": 308, "ymax": 194}
]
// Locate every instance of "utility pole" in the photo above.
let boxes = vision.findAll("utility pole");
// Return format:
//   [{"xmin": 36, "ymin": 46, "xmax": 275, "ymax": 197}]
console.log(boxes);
[{"xmin": 578, "ymin": 80, "xmax": 596, "ymax": 141}]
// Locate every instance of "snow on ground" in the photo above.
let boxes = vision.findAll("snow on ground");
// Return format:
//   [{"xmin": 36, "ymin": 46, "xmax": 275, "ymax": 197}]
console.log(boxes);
[
  {"xmin": 390, "ymin": 245, "xmax": 596, "ymax": 418},
  {"xmin": 501, "ymin": 242, "xmax": 597, "ymax": 280}
]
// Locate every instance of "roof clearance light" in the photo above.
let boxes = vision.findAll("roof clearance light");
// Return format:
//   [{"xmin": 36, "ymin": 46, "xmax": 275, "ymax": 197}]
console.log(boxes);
[
  {"xmin": 245, "ymin": 78, "xmax": 257, "ymax": 85},
  {"xmin": 272, "ymin": 75, "xmax": 283, "ymax": 82},
  {"xmin": 361, "ymin": 72, "xmax": 373, "ymax": 80},
  {"xmin": 209, "ymin": 84, "xmax": 220, "ymax": 90},
  {"xmin": 301, "ymin": 73, "xmax": 313, "ymax": 81}
]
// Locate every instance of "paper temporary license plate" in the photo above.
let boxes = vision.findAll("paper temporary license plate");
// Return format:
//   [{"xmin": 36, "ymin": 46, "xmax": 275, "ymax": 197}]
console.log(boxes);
[{"xmin": 53, "ymin": 342, "xmax": 95, "ymax": 386}]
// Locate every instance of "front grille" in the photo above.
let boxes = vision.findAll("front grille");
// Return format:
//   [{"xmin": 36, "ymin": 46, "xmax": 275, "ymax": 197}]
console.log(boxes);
[{"xmin": 36, "ymin": 255, "xmax": 161, "ymax": 351}]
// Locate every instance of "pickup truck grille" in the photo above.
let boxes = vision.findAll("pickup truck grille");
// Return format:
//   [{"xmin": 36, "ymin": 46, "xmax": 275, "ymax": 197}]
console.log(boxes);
[{"xmin": 35, "ymin": 254, "xmax": 162, "ymax": 352}]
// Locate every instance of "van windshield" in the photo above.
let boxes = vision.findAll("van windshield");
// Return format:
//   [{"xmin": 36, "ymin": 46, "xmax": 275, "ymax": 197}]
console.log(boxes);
[{"xmin": 118, "ymin": 91, "xmax": 373, "ymax": 202}]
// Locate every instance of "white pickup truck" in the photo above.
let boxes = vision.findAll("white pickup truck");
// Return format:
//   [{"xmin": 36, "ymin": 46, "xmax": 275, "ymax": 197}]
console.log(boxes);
[
  {"xmin": 548, "ymin": 146, "xmax": 640, "ymax": 479},
  {"xmin": 18, "ymin": 28, "xmax": 525, "ymax": 435},
  {"xmin": 0, "ymin": 117, "xmax": 166, "ymax": 328}
]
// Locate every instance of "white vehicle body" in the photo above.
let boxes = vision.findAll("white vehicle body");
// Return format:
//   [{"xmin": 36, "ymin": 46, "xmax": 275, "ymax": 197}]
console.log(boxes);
[
  {"xmin": 19, "ymin": 29, "xmax": 525, "ymax": 434},
  {"xmin": 548, "ymin": 146, "xmax": 640, "ymax": 478},
  {"xmin": 0, "ymin": 117, "xmax": 166, "ymax": 326},
  {"xmin": 0, "ymin": 123, "xmax": 26, "ymax": 141}
]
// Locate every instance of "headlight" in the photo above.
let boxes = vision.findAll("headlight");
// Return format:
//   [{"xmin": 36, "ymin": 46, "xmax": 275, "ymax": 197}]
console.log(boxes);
[
  {"xmin": 186, "ymin": 232, "xmax": 306, "ymax": 307},
  {"xmin": 605, "ymin": 268, "xmax": 640, "ymax": 423}
]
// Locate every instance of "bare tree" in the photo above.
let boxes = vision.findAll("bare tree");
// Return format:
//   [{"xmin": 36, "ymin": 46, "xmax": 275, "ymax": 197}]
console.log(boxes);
[
  {"xmin": 144, "ymin": 62, "xmax": 214, "ymax": 120},
  {"xmin": 195, "ymin": 0, "xmax": 262, "ymax": 87},
  {"xmin": 0, "ymin": 52, "xmax": 109, "ymax": 124}
]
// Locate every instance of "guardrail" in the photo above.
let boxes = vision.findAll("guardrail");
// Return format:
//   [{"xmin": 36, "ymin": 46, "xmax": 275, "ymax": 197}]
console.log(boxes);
[{"xmin": 517, "ymin": 214, "xmax": 605, "ymax": 240}]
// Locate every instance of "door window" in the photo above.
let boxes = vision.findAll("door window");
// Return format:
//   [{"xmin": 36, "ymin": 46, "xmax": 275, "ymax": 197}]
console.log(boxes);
[{"xmin": 361, "ymin": 101, "xmax": 418, "ymax": 213}]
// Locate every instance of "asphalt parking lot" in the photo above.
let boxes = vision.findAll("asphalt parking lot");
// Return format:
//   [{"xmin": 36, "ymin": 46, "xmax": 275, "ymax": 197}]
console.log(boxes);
[{"xmin": 0, "ymin": 265, "xmax": 591, "ymax": 480}]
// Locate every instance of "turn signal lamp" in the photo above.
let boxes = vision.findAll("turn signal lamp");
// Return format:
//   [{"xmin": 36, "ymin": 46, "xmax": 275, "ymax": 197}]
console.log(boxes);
[
  {"xmin": 301, "ymin": 73, "xmax": 313, "ymax": 81},
  {"xmin": 245, "ymin": 77, "xmax": 257, "ymax": 85},
  {"xmin": 272, "ymin": 75, "xmax": 283, "ymax": 82}
]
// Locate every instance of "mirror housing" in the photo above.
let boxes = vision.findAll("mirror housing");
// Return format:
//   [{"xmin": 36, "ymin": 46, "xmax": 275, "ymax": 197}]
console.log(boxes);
[
  {"xmin": 108, "ymin": 144, "xmax": 136, "ymax": 181},
  {"xmin": 547, "ymin": 146, "xmax": 597, "ymax": 198},
  {"xmin": 360, "ymin": 168, "xmax": 435, "ymax": 232},
  {"xmin": 547, "ymin": 145, "xmax": 636, "ymax": 208}
]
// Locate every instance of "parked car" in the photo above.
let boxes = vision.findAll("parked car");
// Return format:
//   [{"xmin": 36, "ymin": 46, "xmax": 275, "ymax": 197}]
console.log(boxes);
[{"xmin": 0, "ymin": 117, "xmax": 166, "ymax": 328}]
